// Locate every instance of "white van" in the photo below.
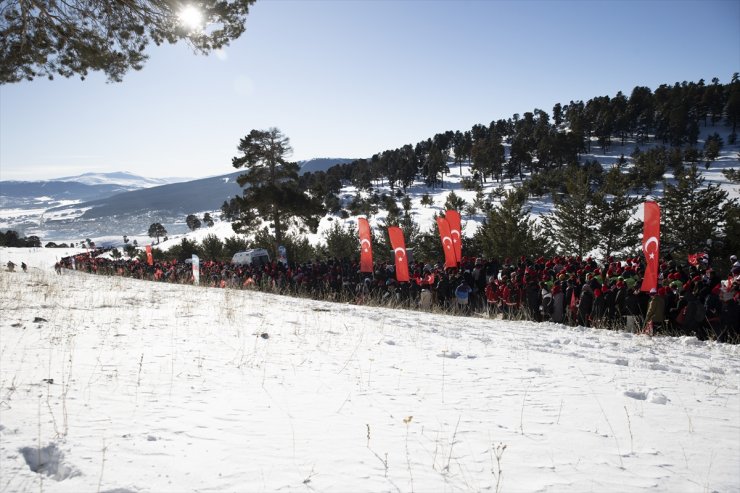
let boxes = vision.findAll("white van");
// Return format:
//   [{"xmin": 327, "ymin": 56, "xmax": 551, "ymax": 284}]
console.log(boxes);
[{"xmin": 231, "ymin": 248, "xmax": 271, "ymax": 267}]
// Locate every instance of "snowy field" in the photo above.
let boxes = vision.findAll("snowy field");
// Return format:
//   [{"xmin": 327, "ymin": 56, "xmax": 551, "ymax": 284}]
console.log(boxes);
[{"xmin": 1, "ymin": 247, "xmax": 739, "ymax": 493}]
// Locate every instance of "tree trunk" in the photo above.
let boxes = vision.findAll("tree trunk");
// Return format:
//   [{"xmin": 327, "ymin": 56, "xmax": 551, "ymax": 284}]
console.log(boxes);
[{"xmin": 273, "ymin": 204, "xmax": 283, "ymax": 249}]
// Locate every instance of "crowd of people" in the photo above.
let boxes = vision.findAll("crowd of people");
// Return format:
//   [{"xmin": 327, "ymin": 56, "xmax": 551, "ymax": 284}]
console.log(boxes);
[{"xmin": 54, "ymin": 250, "xmax": 740, "ymax": 343}]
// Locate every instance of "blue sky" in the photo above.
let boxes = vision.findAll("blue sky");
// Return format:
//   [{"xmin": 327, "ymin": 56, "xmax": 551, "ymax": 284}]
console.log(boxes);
[{"xmin": 1, "ymin": 0, "xmax": 738, "ymax": 181}]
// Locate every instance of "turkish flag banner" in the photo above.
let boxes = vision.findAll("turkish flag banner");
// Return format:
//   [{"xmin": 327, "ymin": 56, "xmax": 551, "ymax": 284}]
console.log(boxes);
[
  {"xmin": 436, "ymin": 217, "xmax": 457, "ymax": 269},
  {"xmin": 687, "ymin": 253, "xmax": 705, "ymax": 267},
  {"xmin": 358, "ymin": 217, "xmax": 374, "ymax": 273},
  {"xmin": 445, "ymin": 209, "xmax": 462, "ymax": 263},
  {"xmin": 388, "ymin": 226, "xmax": 410, "ymax": 282},
  {"xmin": 146, "ymin": 245, "xmax": 153, "ymax": 266},
  {"xmin": 640, "ymin": 201, "xmax": 660, "ymax": 292}
]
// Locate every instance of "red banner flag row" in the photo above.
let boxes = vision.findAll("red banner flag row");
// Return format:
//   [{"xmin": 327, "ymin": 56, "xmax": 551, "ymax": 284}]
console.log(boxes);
[{"xmin": 357, "ymin": 202, "xmax": 663, "ymax": 284}]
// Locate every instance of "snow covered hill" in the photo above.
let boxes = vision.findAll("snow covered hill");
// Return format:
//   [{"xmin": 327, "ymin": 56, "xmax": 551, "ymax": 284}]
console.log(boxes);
[
  {"xmin": 53, "ymin": 171, "xmax": 188, "ymax": 188},
  {"xmin": 0, "ymin": 247, "xmax": 738, "ymax": 492}
]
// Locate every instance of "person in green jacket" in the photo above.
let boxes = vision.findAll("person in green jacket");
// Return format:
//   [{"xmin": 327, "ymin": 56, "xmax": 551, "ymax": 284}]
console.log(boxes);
[{"xmin": 644, "ymin": 287, "xmax": 666, "ymax": 335}]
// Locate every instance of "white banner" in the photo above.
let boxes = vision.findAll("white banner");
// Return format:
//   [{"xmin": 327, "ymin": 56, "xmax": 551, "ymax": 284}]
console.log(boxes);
[
  {"xmin": 192, "ymin": 254, "xmax": 200, "ymax": 285},
  {"xmin": 278, "ymin": 245, "xmax": 288, "ymax": 266}
]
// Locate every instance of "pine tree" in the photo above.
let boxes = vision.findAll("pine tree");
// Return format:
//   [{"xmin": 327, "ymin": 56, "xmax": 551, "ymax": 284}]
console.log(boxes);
[
  {"xmin": 323, "ymin": 221, "xmax": 358, "ymax": 260},
  {"xmin": 444, "ymin": 191, "xmax": 466, "ymax": 211},
  {"xmin": 223, "ymin": 236, "xmax": 249, "ymax": 258},
  {"xmin": 1, "ymin": 0, "xmax": 256, "ymax": 83},
  {"xmin": 200, "ymin": 234, "xmax": 224, "ymax": 261},
  {"xmin": 186, "ymin": 214, "xmax": 201, "ymax": 231},
  {"xmin": 231, "ymin": 128, "xmax": 324, "ymax": 248},
  {"xmin": 168, "ymin": 238, "xmax": 199, "ymax": 262},
  {"xmin": 472, "ymin": 188, "xmax": 549, "ymax": 260},
  {"xmin": 424, "ymin": 144, "xmax": 447, "ymax": 188},
  {"xmin": 148, "ymin": 223, "xmax": 167, "ymax": 244},
  {"xmin": 221, "ymin": 199, "xmax": 240, "ymax": 221},
  {"xmin": 591, "ymin": 168, "xmax": 643, "ymax": 261},
  {"xmin": 411, "ymin": 221, "xmax": 443, "ymax": 265},
  {"xmin": 540, "ymin": 168, "xmax": 597, "ymax": 257},
  {"xmin": 203, "ymin": 213, "xmax": 214, "ymax": 227},
  {"xmin": 397, "ymin": 144, "xmax": 418, "ymax": 192},
  {"xmin": 629, "ymin": 146, "xmax": 668, "ymax": 193},
  {"xmin": 721, "ymin": 201, "xmax": 740, "ymax": 260},
  {"xmin": 661, "ymin": 164, "xmax": 730, "ymax": 253},
  {"xmin": 725, "ymin": 73, "xmax": 740, "ymax": 135}
]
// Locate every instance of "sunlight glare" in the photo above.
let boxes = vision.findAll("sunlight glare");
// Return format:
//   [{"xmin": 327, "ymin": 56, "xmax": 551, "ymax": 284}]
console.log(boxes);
[{"xmin": 178, "ymin": 5, "xmax": 203, "ymax": 31}]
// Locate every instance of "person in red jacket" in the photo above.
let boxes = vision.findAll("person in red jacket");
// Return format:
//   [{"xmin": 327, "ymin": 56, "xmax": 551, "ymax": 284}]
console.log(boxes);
[
  {"xmin": 484, "ymin": 279, "xmax": 501, "ymax": 317},
  {"xmin": 501, "ymin": 275, "xmax": 522, "ymax": 320}
]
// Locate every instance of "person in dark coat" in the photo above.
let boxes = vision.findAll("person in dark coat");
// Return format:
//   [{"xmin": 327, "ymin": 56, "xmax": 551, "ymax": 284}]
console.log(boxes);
[
  {"xmin": 613, "ymin": 281, "xmax": 628, "ymax": 320},
  {"xmin": 675, "ymin": 287, "xmax": 703, "ymax": 340},
  {"xmin": 602, "ymin": 285, "xmax": 617, "ymax": 325},
  {"xmin": 565, "ymin": 280, "xmax": 580, "ymax": 326},
  {"xmin": 718, "ymin": 282, "xmax": 739, "ymax": 342},
  {"xmin": 578, "ymin": 284, "xmax": 594, "ymax": 327},
  {"xmin": 718, "ymin": 299, "xmax": 738, "ymax": 342},
  {"xmin": 436, "ymin": 272, "xmax": 451, "ymax": 309},
  {"xmin": 623, "ymin": 288, "xmax": 644, "ymax": 332},
  {"xmin": 525, "ymin": 278, "xmax": 541, "ymax": 322},
  {"xmin": 591, "ymin": 288, "xmax": 606, "ymax": 328}
]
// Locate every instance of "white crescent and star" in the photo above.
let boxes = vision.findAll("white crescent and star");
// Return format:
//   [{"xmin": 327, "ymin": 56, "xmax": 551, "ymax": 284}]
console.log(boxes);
[
  {"xmin": 644, "ymin": 236, "xmax": 659, "ymax": 260},
  {"xmin": 360, "ymin": 238, "xmax": 371, "ymax": 252},
  {"xmin": 394, "ymin": 247, "xmax": 406, "ymax": 262},
  {"xmin": 442, "ymin": 236, "xmax": 453, "ymax": 249}
]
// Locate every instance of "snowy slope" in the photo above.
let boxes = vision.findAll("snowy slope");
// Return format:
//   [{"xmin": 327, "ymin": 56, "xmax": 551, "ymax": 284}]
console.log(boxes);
[{"xmin": 0, "ymin": 248, "xmax": 738, "ymax": 492}]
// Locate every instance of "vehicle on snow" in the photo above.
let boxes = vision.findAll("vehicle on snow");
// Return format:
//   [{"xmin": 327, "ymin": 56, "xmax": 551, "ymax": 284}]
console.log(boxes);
[{"xmin": 231, "ymin": 249, "xmax": 271, "ymax": 267}]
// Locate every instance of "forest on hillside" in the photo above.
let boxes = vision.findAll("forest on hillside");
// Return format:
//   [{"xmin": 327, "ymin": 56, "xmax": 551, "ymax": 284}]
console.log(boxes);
[{"xmin": 212, "ymin": 76, "xmax": 740, "ymax": 266}]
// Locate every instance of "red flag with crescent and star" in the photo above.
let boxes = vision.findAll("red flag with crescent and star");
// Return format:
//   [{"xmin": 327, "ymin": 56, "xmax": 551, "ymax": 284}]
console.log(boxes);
[
  {"xmin": 146, "ymin": 245, "xmax": 154, "ymax": 266},
  {"xmin": 640, "ymin": 201, "xmax": 660, "ymax": 292},
  {"xmin": 445, "ymin": 209, "xmax": 462, "ymax": 264},
  {"xmin": 388, "ymin": 226, "xmax": 410, "ymax": 282},
  {"xmin": 358, "ymin": 217, "xmax": 373, "ymax": 273},
  {"xmin": 436, "ymin": 217, "xmax": 457, "ymax": 269}
]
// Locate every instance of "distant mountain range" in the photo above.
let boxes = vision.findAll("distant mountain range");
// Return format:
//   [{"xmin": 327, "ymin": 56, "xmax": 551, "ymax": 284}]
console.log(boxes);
[
  {"xmin": 0, "ymin": 158, "xmax": 355, "ymax": 240},
  {"xmin": 0, "ymin": 171, "xmax": 185, "ymax": 208},
  {"xmin": 54, "ymin": 171, "xmax": 187, "ymax": 187}
]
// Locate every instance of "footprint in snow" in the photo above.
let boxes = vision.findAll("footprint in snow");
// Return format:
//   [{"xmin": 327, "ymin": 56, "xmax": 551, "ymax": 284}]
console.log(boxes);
[
  {"xmin": 19, "ymin": 443, "xmax": 80, "ymax": 481},
  {"xmin": 624, "ymin": 390, "xmax": 648, "ymax": 400},
  {"xmin": 624, "ymin": 389, "xmax": 668, "ymax": 405},
  {"xmin": 438, "ymin": 351, "xmax": 461, "ymax": 359},
  {"xmin": 648, "ymin": 391, "xmax": 668, "ymax": 405}
]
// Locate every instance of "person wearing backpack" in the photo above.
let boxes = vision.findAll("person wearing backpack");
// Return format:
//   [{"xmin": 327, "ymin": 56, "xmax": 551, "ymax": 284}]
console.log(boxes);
[{"xmin": 454, "ymin": 277, "xmax": 473, "ymax": 315}]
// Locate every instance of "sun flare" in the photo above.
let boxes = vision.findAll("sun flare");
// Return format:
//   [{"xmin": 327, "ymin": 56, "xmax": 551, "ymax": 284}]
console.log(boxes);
[{"xmin": 178, "ymin": 5, "xmax": 203, "ymax": 31}]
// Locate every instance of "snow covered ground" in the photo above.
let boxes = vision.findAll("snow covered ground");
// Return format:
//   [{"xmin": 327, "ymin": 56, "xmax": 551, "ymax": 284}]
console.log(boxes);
[{"xmin": 1, "ymin": 247, "xmax": 738, "ymax": 492}]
